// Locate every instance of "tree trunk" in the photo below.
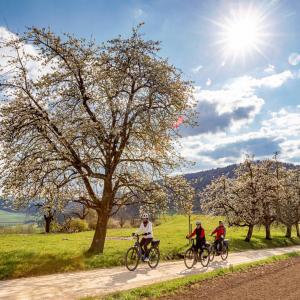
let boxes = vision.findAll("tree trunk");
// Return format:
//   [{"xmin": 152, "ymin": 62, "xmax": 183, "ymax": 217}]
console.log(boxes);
[
  {"xmin": 285, "ymin": 224, "xmax": 292, "ymax": 238},
  {"xmin": 119, "ymin": 217, "xmax": 125, "ymax": 228},
  {"xmin": 295, "ymin": 223, "xmax": 300, "ymax": 237},
  {"xmin": 88, "ymin": 209, "xmax": 109, "ymax": 254},
  {"xmin": 245, "ymin": 224, "xmax": 254, "ymax": 242},
  {"xmin": 44, "ymin": 215, "xmax": 52, "ymax": 233},
  {"xmin": 265, "ymin": 223, "xmax": 272, "ymax": 240}
]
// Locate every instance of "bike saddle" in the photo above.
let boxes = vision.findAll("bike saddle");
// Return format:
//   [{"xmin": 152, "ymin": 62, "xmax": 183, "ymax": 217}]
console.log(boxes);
[{"xmin": 151, "ymin": 240, "xmax": 160, "ymax": 247}]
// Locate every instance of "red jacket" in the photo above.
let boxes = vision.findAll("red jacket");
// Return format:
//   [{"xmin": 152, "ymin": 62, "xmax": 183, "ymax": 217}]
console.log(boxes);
[
  {"xmin": 189, "ymin": 227, "xmax": 205, "ymax": 240},
  {"xmin": 212, "ymin": 225, "xmax": 225, "ymax": 240}
]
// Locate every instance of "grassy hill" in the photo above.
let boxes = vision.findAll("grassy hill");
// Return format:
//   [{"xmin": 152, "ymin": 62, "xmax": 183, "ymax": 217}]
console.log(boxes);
[
  {"xmin": 0, "ymin": 209, "xmax": 35, "ymax": 225},
  {"xmin": 0, "ymin": 214, "xmax": 299, "ymax": 280}
]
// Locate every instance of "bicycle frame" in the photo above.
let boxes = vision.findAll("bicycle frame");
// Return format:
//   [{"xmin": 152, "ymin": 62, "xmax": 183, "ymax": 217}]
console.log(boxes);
[
  {"xmin": 189, "ymin": 238, "xmax": 206, "ymax": 253},
  {"xmin": 132, "ymin": 234, "xmax": 143, "ymax": 257},
  {"xmin": 211, "ymin": 237, "xmax": 228, "ymax": 252}
]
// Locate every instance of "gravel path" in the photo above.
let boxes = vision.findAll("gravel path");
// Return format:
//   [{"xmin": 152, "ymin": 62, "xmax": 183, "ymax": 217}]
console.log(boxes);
[{"xmin": 0, "ymin": 245, "xmax": 300, "ymax": 300}]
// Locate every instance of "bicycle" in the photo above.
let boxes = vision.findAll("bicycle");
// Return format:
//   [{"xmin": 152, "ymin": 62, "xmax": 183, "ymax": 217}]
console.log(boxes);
[
  {"xmin": 125, "ymin": 233, "xmax": 160, "ymax": 271},
  {"xmin": 209, "ymin": 237, "xmax": 229, "ymax": 262},
  {"xmin": 184, "ymin": 238, "xmax": 211, "ymax": 269}
]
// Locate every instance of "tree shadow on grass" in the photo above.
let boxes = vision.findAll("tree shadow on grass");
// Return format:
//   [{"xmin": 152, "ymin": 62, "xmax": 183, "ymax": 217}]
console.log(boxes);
[
  {"xmin": 229, "ymin": 236, "xmax": 300, "ymax": 252},
  {"xmin": 0, "ymin": 250, "xmax": 85, "ymax": 280}
]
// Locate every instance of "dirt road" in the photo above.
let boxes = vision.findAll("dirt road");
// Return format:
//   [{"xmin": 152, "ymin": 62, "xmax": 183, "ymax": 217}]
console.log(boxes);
[
  {"xmin": 0, "ymin": 245, "xmax": 299, "ymax": 300},
  {"xmin": 159, "ymin": 255, "xmax": 300, "ymax": 300}
]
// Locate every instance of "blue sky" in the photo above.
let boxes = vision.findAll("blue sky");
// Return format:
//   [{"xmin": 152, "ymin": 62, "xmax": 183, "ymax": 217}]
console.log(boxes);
[{"xmin": 1, "ymin": 0, "xmax": 300, "ymax": 171}]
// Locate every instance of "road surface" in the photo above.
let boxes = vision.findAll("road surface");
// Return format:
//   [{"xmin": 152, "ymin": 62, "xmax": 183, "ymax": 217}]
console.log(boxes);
[{"xmin": 0, "ymin": 245, "xmax": 300, "ymax": 300}]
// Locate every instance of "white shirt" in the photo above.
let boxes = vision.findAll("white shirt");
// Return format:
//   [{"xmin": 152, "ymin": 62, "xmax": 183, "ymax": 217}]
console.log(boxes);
[{"xmin": 137, "ymin": 221, "xmax": 153, "ymax": 238}]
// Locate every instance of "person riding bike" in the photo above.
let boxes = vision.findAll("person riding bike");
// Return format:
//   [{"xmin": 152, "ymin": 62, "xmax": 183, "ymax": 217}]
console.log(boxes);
[
  {"xmin": 211, "ymin": 221, "xmax": 226, "ymax": 254},
  {"xmin": 134, "ymin": 213, "xmax": 153, "ymax": 262},
  {"xmin": 186, "ymin": 220, "xmax": 206, "ymax": 253}
]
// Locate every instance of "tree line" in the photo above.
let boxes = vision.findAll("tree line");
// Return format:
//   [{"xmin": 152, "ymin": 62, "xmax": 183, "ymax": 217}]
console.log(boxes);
[{"xmin": 201, "ymin": 155, "xmax": 300, "ymax": 242}]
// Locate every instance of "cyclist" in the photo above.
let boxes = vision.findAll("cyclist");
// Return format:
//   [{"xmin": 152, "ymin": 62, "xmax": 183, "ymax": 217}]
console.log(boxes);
[
  {"xmin": 135, "ymin": 213, "xmax": 153, "ymax": 262},
  {"xmin": 211, "ymin": 220, "xmax": 226, "ymax": 254},
  {"xmin": 186, "ymin": 220, "xmax": 206, "ymax": 253}
]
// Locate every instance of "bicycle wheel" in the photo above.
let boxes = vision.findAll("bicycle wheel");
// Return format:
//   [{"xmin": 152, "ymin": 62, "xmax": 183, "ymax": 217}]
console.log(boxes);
[
  {"xmin": 209, "ymin": 246, "xmax": 215, "ymax": 262},
  {"xmin": 221, "ymin": 245, "xmax": 228, "ymax": 261},
  {"xmin": 125, "ymin": 247, "xmax": 140, "ymax": 271},
  {"xmin": 184, "ymin": 248, "xmax": 196, "ymax": 269},
  {"xmin": 200, "ymin": 247, "xmax": 210, "ymax": 267},
  {"xmin": 148, "ymin": 247, "xmax": 160, "ymax": 269}
]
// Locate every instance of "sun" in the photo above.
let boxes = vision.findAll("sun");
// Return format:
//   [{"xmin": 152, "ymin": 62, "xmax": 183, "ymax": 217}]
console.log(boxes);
[
  {"xmin": 224, "ymin": 15, "xmax": 261, "ymax": 53},
  {"xmin": 215, "ymin": 6, "xmax": 270, "ymax": 62}
]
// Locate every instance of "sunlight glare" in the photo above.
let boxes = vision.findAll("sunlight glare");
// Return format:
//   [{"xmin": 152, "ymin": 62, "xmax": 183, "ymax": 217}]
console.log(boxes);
[{"xmin": 216, "ymin": 6, "xmax": 270, "ymax": 62}]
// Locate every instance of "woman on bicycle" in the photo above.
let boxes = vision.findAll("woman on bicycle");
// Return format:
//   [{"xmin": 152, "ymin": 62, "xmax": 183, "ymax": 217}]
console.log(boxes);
[
  {"xmin": 211, "ymin": 220, "xmax": 225, "ymax": 253},
  {"xmin": 135, "ymin": 213, "xmax": 153, "ymax": 262},
  {"xmin": 186, "ymin": 220, "xmax": 206, "ymax": 251}
]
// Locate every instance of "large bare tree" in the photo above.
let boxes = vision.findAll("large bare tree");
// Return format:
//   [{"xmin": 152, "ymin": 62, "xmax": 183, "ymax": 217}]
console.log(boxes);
[{"xmin": 0, "ymin": 25, "xmax": 195, "ymax": 253}]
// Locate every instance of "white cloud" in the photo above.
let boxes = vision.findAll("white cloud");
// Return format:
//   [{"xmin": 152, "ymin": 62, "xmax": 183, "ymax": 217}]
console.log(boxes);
[
  {"xmin": 261, "ymin": 109, "xmax": 300, "ymax": 138},
  {"xmin": 206, "ymin": 78, "xmax": 212, "ymax": 86},
  {"xmin": 133, "ymin": 8, "xmax": 144, "ymax": 19},
  {"xmin": 180, "ymin": 106, "xmax": 300, "ymax": 170},
  {"xmin": 196, "ymin": 70, "xmax": 294, "ymax": 114},
  {"xmin": 0, "ymin": 27, "xmax": 55, "ymax": 81},
  {"xmin": 256, "ymin": 70, "xmax": 294, "ymax": 88},
  {"xmin": 180, "ymin": 70, "xmax": 298, "ymax": 169},
  {"xmin": 191, "ymin": 64, "xmax": 203, "ymax": 74},
  {"xmin": 0, "ymin": 26, "xmax": 16, "ymax": 40},
  {"xmin": 288, "ymin": 52, "xmax": 300, "ymax": 66},
  {"xmin": 264, "ymin": 64, "xmax": 275, "ymax": 74},
  {"xmin": 225, "ymin": 70, "xmax": 294, "ymax": 90}
]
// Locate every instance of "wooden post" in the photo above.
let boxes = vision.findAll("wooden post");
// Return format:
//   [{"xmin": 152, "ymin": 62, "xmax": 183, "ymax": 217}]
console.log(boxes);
[{"xmin": 188, "ymin": 214, "xmax": 191, "ymax": 245}]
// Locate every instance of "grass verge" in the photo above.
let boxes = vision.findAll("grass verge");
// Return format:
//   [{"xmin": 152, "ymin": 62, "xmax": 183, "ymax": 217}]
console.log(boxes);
[{"xmin": 86, "ymin": 251, "xmax": 300, "ymax": 300}]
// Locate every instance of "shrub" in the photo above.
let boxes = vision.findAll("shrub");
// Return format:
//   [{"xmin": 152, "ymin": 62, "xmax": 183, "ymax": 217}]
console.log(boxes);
[
  {"xmin": 51, "ymin": 218, "xmax": 89, "ymax": 233},
  {"xmin": 154, "ymin": 219, "xmax": 162, "ymax": 226},
  {"xmin": 87, "ymin": 220, "xmax": 97, "ymax": 230},
  {"xmin": 86, "ymin": 210, "xmax": 98, "ymax": 230},
  {"xmin": 50, "ymin": 221, "xmax": 63, "ymax": 233},
  {"xmin": 107, "ymin": 218, "xmax": 120, "ymax": 229},
  {"xmin": 68, "ymin": 219, "xmax": 89, "ymax": 233},
  {"xmin": 122, "ymin": 220, "xmax": 132, "ymax": 228}
]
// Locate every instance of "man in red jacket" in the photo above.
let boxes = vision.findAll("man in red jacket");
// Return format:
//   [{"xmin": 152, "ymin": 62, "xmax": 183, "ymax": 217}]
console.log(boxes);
[
  {"xmin": 186, "ymin": 220, "xmax": 206, "ymax": 252},
  {"xmin": 211, "ymin": 221, "xmax": 226, "ymax": 253}
]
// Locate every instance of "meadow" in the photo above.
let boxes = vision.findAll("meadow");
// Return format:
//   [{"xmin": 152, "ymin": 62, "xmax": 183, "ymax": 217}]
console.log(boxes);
[
  {"xmin": 0, "ymin": 215, "xmax": 299, "ymax": 280},
  {"xmin": 0, "ymin": 210, "xmax": 33, "ymax": 225}
]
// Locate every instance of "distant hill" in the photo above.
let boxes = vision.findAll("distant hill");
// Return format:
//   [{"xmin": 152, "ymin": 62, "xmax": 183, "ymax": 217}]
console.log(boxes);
[
  {"xmin": 0, "ymin": 200, "xmax": 15, "ymax": 213},
  {"xmin": 185, "ymin": 164, "xmax": 237, "ymax": 189},
  {"xmin": 184, "ymin": 161, "xmax": 299, "ymax": 212},
  {"xmin": 183, "ymin": 164, "xmax": 237, "ymax": 211}
]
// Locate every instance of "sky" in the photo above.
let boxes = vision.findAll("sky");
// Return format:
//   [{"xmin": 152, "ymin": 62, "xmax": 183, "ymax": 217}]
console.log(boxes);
[{"xmin": 0, "ymin": 0, "xmax": 300, "ymax": 172}]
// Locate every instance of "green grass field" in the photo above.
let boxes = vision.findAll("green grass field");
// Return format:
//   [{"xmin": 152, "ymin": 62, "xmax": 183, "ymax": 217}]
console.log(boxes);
[
  {"xmin": 0, "ymin": 215, "xmax": 299, "ymax": 280},
  {"xmin": 0, "ymin": 209, "xmax": 33, "ymax": 224}
]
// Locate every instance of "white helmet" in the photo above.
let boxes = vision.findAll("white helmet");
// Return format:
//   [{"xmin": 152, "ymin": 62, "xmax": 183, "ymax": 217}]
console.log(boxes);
[
  {"xmin": 196, "ymin": 220, "xmax": 201, "ymax": 225},
  {"xmin": 141, "ymin": 213, "xmax": 149, "ymax": 219}
]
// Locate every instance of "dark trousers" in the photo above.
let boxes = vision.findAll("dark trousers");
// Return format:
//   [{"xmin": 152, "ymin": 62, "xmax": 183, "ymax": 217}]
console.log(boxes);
[
  {"xmin": 195, "ymin": 239, "xmax": 206, "ymax": 252},
  {"xmin": 140, "ymin": 237, "xmax": 153, "ymax": 257},
  {"xmin": 214, "ymin": 238, "xmax": 223, "ymax": 252}
]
